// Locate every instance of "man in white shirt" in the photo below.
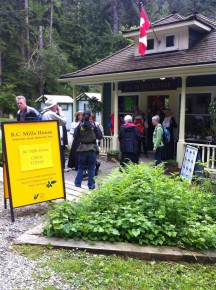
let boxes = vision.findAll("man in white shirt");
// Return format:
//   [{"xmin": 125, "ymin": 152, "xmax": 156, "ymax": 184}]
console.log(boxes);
[{"xmin": 42, "ymin": 98, "xmax": 67, "ymax": 169}]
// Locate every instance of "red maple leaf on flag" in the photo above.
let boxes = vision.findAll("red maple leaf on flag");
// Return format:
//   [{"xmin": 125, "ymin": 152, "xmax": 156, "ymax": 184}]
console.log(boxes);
[{"xmin": 138, "ymin": 7, "xmax": 150, "ymax": 56}]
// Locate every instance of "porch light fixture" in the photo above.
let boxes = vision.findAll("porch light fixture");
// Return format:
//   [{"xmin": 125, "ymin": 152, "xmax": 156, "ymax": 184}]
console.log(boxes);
[{"xmin": 160, "ymin": 77, "xmax": 166, "ymax": 80}]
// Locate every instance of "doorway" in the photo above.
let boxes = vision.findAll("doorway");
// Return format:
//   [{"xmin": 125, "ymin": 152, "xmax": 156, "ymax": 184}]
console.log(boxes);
[{"xmin": 147, "ymin": 95, "xmax": 169, "ymax": 149}]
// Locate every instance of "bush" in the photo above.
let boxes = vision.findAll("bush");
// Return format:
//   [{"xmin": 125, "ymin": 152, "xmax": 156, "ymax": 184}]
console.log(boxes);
[{"xmin": 43, "ymin": 163, "xmax": 216, "ymax": 250}]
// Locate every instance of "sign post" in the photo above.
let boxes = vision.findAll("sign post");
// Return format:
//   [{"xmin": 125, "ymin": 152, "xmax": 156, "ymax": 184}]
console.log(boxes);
[{"xmin": 2, "ymin": 121, "xmax": 66, "ymax": 221}]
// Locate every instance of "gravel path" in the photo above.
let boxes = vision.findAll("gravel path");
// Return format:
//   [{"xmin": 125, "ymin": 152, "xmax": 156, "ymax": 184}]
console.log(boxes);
[{"xmin": 0, "ymin": 182, "xmax": 73, "ymax": 289}]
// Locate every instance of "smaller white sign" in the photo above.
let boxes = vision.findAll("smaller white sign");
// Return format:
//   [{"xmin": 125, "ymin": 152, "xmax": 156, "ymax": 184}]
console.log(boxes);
[{"xmin": 180, "ymin": 145, "xmax": 198, "ymax": 181}]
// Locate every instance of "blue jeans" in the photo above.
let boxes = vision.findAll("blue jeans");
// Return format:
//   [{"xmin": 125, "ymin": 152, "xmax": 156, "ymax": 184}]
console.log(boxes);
[
  {"xmin": 75, "ymin": 151, "xmax": 97, "ymax": 189},
  {"xmin": 155, "ymin": 146, "xmax": 163, "ymax": 165}
]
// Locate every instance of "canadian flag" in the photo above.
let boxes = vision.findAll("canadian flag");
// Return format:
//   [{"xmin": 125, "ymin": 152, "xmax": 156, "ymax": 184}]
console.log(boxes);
[{"xmin": 138, "ymin": 7, "xmax": 150, "ymax": 55}]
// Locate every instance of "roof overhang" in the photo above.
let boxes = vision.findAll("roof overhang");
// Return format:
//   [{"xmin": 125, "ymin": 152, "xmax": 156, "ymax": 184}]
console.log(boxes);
[
  {"xmin": 58, "ymin": 63, "xmax": 216, "ymax": 86},
  {"xmin": 123, "ymin": 20, "xmax": 212, "ymax": 38},
  {"xmin": 35, "ymin": 94, "xmax": 73, "ymax": 103}
]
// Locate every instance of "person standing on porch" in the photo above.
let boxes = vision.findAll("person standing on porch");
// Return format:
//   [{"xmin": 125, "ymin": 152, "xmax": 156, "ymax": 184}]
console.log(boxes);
[
  {"xmin": 162, "ymin": 109, "xmax": 177, "ymax": 160},
  {"xmin": 152, "ymin": 115, "xmax": 164, "ymax": 165},
  {"xmin": 119, "ymin": 115, "xmax": 141, "ymax": 167}
]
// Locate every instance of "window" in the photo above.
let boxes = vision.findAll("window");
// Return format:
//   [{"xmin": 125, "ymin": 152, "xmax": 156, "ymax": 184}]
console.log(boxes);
[
  {"xmin": 58, "ymin": 103, "xmax": 68, "ymax": 110},
  {"xmin": 166, "ymin": 35, "xmax": 175, "ymax": 47},
  {"xmin": 147, "ymin": 39, "xmax": 154, "ymax": 50},
  {"xmin": 182, "ymin": 93, "xmax": 212, "ymax": 138},
  {"xmin": 118, "ymin": 95, "xmax": 138, "ymax": 113}
]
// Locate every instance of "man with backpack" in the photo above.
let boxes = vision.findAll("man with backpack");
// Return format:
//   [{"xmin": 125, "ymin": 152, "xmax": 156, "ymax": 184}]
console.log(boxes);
[
  {"xmin": 152, "ymin": 115, "xmax": 164, "ymax": 165},
  {"xmin": 74, "ymin": 110, "xmax": 102, "ymax": 190}
]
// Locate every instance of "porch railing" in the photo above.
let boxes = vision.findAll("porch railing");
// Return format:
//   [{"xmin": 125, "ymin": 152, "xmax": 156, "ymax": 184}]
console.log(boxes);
[
  {"xmin": 185, "ymin": 142, "xmax": 216, "ymax": 169},
  {"xmin": 100, "ymin": 135, "xmax": 113, "ymax": 154}
]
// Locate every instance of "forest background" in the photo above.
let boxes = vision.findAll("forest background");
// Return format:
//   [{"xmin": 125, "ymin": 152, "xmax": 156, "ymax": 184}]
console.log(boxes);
[{"xmin": 0, "ymin": 0, "xmax": 215, "ymax": 115}]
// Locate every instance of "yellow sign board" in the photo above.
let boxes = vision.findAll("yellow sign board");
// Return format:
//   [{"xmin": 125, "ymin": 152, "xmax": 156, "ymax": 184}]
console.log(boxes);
[
  {"xmin": 2, "ymin": 121, "xmax": 65, "ymax": 213},
  {"xmin": 3, "ymin": 162, "xmax": 9, "ymax": 200},
  {"xmin": 19, "ymin": 142, "xmax": 53, "ymax": 171}
]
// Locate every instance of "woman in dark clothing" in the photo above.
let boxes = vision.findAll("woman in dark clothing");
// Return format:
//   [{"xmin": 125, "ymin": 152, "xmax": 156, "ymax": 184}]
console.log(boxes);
[
  {"xmin": 119, "ymin": 115, "xmax": 141, "ymax": 167},
  {"xmin": 67, "ymin": 111, "xmax": 83, "ymax": 170},
  {"xmin": 74, "ymin": 110, "xmax": 102, "ymax": 189},
  {"xmin": 162, "ymin": 109, "xmax": 177, "ymax": 160}
]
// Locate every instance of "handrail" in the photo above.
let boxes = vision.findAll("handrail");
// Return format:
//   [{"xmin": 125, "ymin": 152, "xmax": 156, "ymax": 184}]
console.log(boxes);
[{"xmin": 185, "ymin": 142, "xmax": 216, "ymax": 169}]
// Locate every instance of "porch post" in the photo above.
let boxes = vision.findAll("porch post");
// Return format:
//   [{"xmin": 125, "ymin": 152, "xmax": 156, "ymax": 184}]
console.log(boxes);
[
  {"xmin": 72, "ymin": 85, "xmax": 77, "ymax": 121},
  {"xmin": 113, "ymin": 81, "xmax": 119, "ymax": 150},
  {"xmin": 177, "ymin": 76, "xmax": 187, "ymax": 167}
]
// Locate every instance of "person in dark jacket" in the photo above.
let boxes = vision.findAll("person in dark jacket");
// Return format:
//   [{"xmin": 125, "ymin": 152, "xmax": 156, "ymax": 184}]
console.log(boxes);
[
  {"xmin": 60, "ymin": 125, "xmax": 68, "ymax": 170},
  {"xmin": 16, "ymin": 95, "xmax": 39, "ymax": 121},
  {"xmin": 74, "ymin": 110, "xmax": 102, "ymax": 189},
  {"xmin": 119, "ymin": 115, "xmax": 141, "ymax": 167},
  {"xmin": 162, "ymin": 109, "xmax": 177, "ymax": 160}
]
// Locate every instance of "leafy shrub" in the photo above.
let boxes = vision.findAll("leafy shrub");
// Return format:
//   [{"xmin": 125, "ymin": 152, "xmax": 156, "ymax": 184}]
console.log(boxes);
[{"xmin": 43, "ymin": 163, "xmax": 216, "ymax": 250}]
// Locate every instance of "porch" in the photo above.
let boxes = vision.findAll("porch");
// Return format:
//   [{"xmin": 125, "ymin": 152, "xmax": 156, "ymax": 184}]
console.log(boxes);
[{"xmin": 99, "ymin": 135, "xmax": 216, "ymax": 169}]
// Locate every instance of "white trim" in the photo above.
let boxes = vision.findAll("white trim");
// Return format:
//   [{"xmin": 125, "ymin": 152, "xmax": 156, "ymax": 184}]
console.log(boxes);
[
  {"xmin": 59, "ymin": 63, "xmax": 216, "ymax": 85},
  {"xmin": 123, "ymin": 20, "xmax": 212, "ymax": 38}
]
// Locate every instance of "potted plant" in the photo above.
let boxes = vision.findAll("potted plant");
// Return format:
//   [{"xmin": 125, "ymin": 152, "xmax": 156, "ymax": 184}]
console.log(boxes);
[
  {"xmin": 87, "ymin": 97, "xmax": 103, "ymax": 115},
  {"xmin": 164, "ymin": 160, "xmax": 179, "ymax": 174},
  {"xmin": 107, "ymin": 150, "xmax": 120, "ymax": 162},
  {"xmin": 209, "ymin": 98, "xmax": 216, "ymax": 136}
]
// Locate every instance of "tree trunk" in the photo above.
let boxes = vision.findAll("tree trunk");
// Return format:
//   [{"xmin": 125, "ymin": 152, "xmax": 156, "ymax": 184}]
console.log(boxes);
[
  {"xmin": 0, "ymin": 53, "xmax": 2, "ymax": 85},
  {"xmin": 113, "ymin": 0, "xmax": 119, "ymax": 36},
  {"xmin": 24, "ymin": 0, "xmax": 30, "ymax": 61},
  {"xmin": 38, "ymin": 26, "xmax": 43, "ymax": 51},
  {"xmin": 49, "ymin": 0, "xmax": 54, "ymax": 44}
]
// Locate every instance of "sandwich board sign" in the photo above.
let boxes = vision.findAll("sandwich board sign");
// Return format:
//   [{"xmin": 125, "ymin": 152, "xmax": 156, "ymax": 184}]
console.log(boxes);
[
  {"xmin": 2, "ymin": 121, "xmax": 66, "ymax": 221},
  {"xmin": 180, "ymin": 145, "xmax": 198, "ymax": 182}
]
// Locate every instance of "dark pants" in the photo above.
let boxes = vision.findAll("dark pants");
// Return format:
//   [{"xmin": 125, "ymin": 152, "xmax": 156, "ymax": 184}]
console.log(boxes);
[
  {"xmin": 61, "ymin": 145, "xmax": 66, "ymax": 170},
  {"xmin": 75, "ymin": 151, "xmax": 97, "ymax": 189},
  {"xmin": 138, "ymin": 137, "xmax": 148, "ymax": 156},
  {"xmin": 120, "ymin": 152, "xmax": 139, "ymax": 167},
  {"xmin": 155, "ymin": 147, "xmax": 163, "ymax": 165}
]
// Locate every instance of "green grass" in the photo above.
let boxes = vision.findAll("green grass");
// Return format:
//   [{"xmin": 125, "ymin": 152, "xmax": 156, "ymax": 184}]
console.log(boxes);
[
  {"xmin": 14, "ymin": 245, "xmax": 216, "ymax": 290},
  {"xmin": 0, "ymin": 117, "xmax": 16, "ymax": 122}
]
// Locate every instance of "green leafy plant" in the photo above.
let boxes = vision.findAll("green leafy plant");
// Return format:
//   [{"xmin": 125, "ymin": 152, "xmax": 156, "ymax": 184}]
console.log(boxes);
[
  {"xmin": 43, "ymin": 162, "xmax": 216, "ymax": 250},
  {"xmin": 209, "ymin": 97, "xmax": 216, "ymax": 134},
  {"xmin": 87, "ymin": 97, "xmax": 103, "ymax": 115},
  {"xmin": 46, "ymin": 180, "xmax": 57, "ymax": 188}
]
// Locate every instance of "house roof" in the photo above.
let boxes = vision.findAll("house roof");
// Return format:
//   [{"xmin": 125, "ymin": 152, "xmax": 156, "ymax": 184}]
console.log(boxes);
[
  {"xmin": 35, "ymin": 95, "xmax": 73, "ymax": 103},
  {"xmin": 59, "ymin": 13, "xmax": 216, "ymax": 83},
  {"xmin": 77, "ymin": 92, "xmax": 101, "ymax": 101},
  {"xmin": 122, "ymin": 12, "xmax": 216, "ymax": 34}
]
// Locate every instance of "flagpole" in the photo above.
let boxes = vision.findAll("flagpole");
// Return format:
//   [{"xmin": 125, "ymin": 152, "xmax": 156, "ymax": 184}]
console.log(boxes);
[{"xmin": 140, "ymin": 2, "xmax": 161, "ymax": 45}]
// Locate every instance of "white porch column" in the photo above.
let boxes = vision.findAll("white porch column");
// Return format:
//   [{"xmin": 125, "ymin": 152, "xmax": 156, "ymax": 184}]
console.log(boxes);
[
  {"xmin": 72, "ymin": 85, "xmax": 77, "ymax": 121},
  {"xmin": 113, "ymin": 81, "xmax": 119, "ymax": 150},
  {"xmin": 177, "ymin": 76, "xmax": 187, "ymax": 167}
]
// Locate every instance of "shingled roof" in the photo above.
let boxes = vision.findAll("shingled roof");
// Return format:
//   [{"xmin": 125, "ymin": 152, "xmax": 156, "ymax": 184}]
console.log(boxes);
[
  {"xmin": 122, "ymin": 12, "xmax": 216, "ymax": 34},
  {"xmin": 60, "ymin": 13, "xmax": 216, "ymax": 81}
]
